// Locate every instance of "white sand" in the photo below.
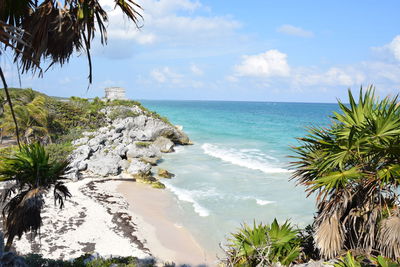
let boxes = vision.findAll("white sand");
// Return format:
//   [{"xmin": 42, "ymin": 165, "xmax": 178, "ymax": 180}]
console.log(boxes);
[
  {"xmin": 10, "ymin": 178, "xmax": 149, "ymax": 260},
  {"xmin": 117, "ymin": 181, "xmax": 218, "ymax": 266},
  {"xmin": 5, "ymin": 177, "xmax": 217, "ymax": 266}
]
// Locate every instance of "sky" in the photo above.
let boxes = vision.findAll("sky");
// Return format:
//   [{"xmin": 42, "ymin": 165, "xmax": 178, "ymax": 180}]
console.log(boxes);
[{"xmin": 2, "ymin": 0, "xmax": 400, "ymax": 103}]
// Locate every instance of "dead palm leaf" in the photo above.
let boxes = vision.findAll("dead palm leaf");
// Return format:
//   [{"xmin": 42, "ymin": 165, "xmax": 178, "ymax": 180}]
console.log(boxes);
[
  {"xmin": 378, "ymin": 216, "xmax": 400, "ymax": 259},
  {"xmin": 314, "ymin": 213, "xmax": 344, "ymax": 259}
]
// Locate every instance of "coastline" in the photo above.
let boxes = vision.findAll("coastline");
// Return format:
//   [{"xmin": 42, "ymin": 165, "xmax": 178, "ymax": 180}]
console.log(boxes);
[
  {"xmin": 117, "ymin": 180, "xmax": 217, "ymax": 266},
  {"xmin": 6, "ymin": 177, "xmax": 217, "ymax": 265},
  {"xmin": 7, "ymin": 178, "xmax": 150, "ymax": 260}
]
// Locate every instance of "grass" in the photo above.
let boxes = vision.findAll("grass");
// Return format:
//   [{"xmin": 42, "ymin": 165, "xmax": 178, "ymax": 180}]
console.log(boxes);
[{"xmin": 135, "ymin": 141, "xmax": 151, "ymax": 148}]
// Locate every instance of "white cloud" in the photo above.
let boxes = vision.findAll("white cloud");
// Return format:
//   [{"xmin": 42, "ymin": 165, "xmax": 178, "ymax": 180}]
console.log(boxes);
[
  {"xmin": 234, "ymin": 50, "xmax": 290, "ymax": 77},
  {"xmin": 387, "ymin": 36, "xmax": 400, "ymax": 61},
  {"xmin": 101, "ymin": 0, "xmax": 240, "ymax": 47},
  {"xmin": 150, "ymin": 67, "xmax": 183, "ymax": 84},
  {"xmin": 225, "ymin": 75, "xmax": 238, "ymax": 82},
  {"xmin": 277, "ymin": 24, "xmax": 314, "ymax": 38},
  {"xmin": 380, "ymin": 35, "xmax": 400, "ymax": 61},
  {"xmin": 293, "ymin": 67, "xmax": 365, "ymax": 87},
  {"xmin": 59, "ymin": 77, "xmax": 72, "ymax": 85},
  {"xmin": 142, "ymin": 0, "xmax": 202, "ymax": 16},
  {"xmin": 190, "ymin": 64, "xmax": 203, "ymax": 75}
]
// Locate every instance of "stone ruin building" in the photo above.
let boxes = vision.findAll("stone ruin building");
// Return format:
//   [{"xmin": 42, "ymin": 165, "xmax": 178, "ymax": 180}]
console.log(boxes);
[{"xmin": 104, "ymin": 87, "xmax": 127, "ymax": 100}]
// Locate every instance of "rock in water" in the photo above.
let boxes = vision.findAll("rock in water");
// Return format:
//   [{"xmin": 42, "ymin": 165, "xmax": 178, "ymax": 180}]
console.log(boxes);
[
  {"xmin": 157, "ymin": 168, "xmax": 175, "ymax": 179},
  {"xmin": 151, "ymin": 181, "xmax": 166, "ymax": 189}
]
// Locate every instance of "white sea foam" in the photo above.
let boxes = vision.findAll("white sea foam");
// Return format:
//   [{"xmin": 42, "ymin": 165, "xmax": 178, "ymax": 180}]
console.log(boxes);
[
  {"xmin": 164, "ymin": 183, "xmax": 210, "ymax": 217},
  {"xmin": 173, "ymin": 145, "xmax": 186, "ymax": 153},
  {"xmin": 256, "ymin": 199, "xmax": 275, "ymax": 206},
  {"xmin": 202, "ymin": 143, "xmax": 291, "ymax": 174},
  {"xmin": 243, "ymin": 196, "xmax": 275, "ymax": 206}
]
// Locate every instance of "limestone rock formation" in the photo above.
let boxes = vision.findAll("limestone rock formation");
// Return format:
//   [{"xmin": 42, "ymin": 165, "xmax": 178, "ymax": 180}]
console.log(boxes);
[{"xmin": 66, "ymin": 104, "xmax": 190, "ymax": 184}]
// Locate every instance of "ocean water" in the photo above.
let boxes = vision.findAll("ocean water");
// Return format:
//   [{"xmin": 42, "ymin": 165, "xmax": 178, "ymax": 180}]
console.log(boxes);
[{"xmin": 140, "ymin": 100, "xmax": 339, "ymax": 254}]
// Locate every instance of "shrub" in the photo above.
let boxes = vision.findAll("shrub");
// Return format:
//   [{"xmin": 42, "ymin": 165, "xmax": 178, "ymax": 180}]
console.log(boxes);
[
  {"xmin": 45, "ymin": 142, "xmax": 74, "ymax": 163},
  {"xmin": 371, "ymin": 255, "xmax": 400, "ymax": 267},
  {"xmin": 24, "ymin": 254, "xmax": 159, "ymax": 267},
  {"xmin": 267, "ymin": 219, "xmax": 301, "ymax": 266},
  {"xmin": 334, "ymin": 252, "xmax": 363, "ymax": 267},
  {"xmin": 24, "ymin": 253, "xmax": 75, "ymax": 267},
  {"xmin": 0, "ymin": 145, "xmax": 18, "ymax": 157},
  {"xmin": 58, "ymin": 128, "xmax": 84, "ymax": 143},
  {"xmin": 108, "ymin": 109, "xmax": 139, "ymax": 121},
  {"xmin": 223, "ymin": 221, "xmax": 271, "ymax": 266},
  {"xmin": 222, "ymin": 219, "xmax": 301, "ymax": 266}
]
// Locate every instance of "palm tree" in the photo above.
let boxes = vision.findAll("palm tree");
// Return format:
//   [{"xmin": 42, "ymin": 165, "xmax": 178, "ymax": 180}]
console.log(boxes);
[
  {"xmin": 0, "ymin": 0, "xmax": 142, "ymax": 146},
  {"xmin": 1, "ymin": 95, "xmax": 50, "ymax": 144},
  {"xmin": 1, "ymin": 0, "xmax": 142, "ymax": 81},
  {"xmin": 291, "ymin": 86, "xmax": 400, "ymax": 260},
  {"xmin": 0, "ymin": 93, "xmax": 5, "ymax": 144},
  {"xmin": 0, "ymin": 143, "xmax": 70, "ymax": 251}
]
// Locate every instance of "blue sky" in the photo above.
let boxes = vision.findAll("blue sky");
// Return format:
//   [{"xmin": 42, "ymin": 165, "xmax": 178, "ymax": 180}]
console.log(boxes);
[{"xmin": 2, "ymin": 0, "xmax": 400, "ymax": 102}]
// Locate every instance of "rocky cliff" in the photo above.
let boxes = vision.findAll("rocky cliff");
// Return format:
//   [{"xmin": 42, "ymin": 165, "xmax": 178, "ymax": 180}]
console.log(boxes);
[{"xmin": 66, "ymin": 104, "xmax": 190, "ymax": 188}]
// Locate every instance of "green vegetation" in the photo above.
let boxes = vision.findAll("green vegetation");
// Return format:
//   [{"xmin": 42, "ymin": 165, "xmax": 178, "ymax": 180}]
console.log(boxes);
[
  {"xmin": 0, "ymin": 143, "xmax": 70, "ymax": 251},
  {"xmin": 108, "ymin": 108, "xmax": 139, "ymax": 121},
  {"xmin": 45, "ymin": 142, "xmax": 75, "ymax": 163},
  {"xmin": 0, "ymin": 88, "xmax": 171, "ymax": 162},
  {"xmin": 106, "ymin": 99, "xmax": 172, "ymax": 125},
  {"xmin": 334, "ymin": 252, "xmax": 363, "ymax": 267},
  {"xmin": 223, "ymin": 219, "xmax": 301, "ymax": 266},
  {"xmin": 1, "ymin": 89, "xmax": 50, "ymax": 144},
  {"xmin": 0, "ymin": 145, "xmax": 18, "ymax": 157},
  {"xmin": 151, "ymin": 181, "xmax": 166, "ymax": 189},
  {"xmin": 136, "ymin": 141, "xmax": 152, "ymax": 148},
  {"xmin": 224, "ymin": 221, "xmax": 271, "ymax": 266},
  {"xmin": 292, "ymin": 87, "xmax": 400, "ymax": 260},
  {"xmin": 24, "ymin": 254, "xmax": 157, "ymax": 267},
  {"xmin": 333, "ymin": 252, "xmax": 400, "ymax": 267},
  {"xmin": 267, "ymin": 219, "xmax": 301, "ymax": 265}
]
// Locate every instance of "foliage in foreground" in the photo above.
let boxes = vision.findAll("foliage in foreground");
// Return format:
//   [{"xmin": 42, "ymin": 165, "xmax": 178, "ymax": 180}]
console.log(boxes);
[
  {"xmin": 292, "ymin": 86, "xmax": 400, "ymax": 259},
  {"xmin": 334, "ymin": 252, "xmax": 400, "ymax": 267},
  {"xmin": 24, "ymin": 253, "xmax": 155, "ymax": 267},
  {"xmin": 222, "ymin": 219, "xmax": 301, "ymax": 266},
  {"xmin": 0, "ymin": 143, "xmax": 70, "ymax": 251}
]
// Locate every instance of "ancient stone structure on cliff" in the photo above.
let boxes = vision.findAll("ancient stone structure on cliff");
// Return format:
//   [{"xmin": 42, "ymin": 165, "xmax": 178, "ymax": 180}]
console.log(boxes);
[{"xmin": 105, "ymin": 87, "xmax": 127, "ymax": 100}]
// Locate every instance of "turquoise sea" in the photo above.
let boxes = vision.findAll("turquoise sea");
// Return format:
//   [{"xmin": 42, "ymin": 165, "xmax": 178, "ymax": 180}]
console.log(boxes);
[{"xmin": 141, "ymin": 100, "xmax": 339, "ymax": 254}]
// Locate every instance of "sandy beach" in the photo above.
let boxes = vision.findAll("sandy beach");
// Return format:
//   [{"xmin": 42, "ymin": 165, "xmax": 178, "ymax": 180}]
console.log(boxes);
[
  {"xmin": 117, "ymin": 181, "xmax": 217, "ymax": 266},
  {"xmin": 4, "ymin": 177, "xmax": 217, "ymax": 266}
]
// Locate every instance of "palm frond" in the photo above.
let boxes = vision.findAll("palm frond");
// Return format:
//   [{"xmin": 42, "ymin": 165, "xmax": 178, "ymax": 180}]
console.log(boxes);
[
  {"xmin": 314, "ymin": 213, "xmax": 344, "ymax": 259},
  {"xmin": 378, "ymin": 216, "xmax": 400, "ymax": 259}
]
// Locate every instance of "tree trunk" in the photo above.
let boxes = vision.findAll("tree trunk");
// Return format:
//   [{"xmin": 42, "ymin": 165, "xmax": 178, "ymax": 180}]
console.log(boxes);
[
  {"xmin": 0, "ymin": 67, "xmax": 21, "ymax": 148},
  {"xmin": 4, "ymin": 234, "xmax": 15, "ymax": 252}
]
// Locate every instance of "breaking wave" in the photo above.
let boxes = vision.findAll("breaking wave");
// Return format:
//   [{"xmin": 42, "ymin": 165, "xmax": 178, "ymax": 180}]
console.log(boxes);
[{"xmin": 202, "ymin": 143, "xmax": 291, "ymax": 174}]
